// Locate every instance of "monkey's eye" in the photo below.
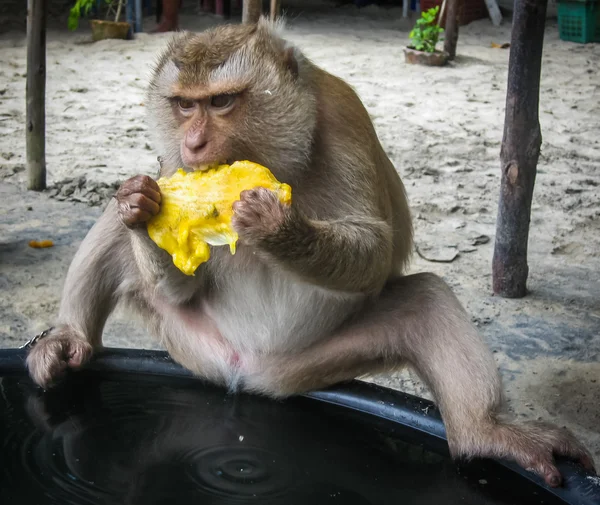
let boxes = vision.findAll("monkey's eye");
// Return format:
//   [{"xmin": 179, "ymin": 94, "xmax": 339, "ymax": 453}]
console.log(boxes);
[
  {"xmin": 177, "ymin": 98, "xmax": 196, "ymax": 111},
  {"xmin": 210, "ymin": 94, "xmax": 236, "ymax": 109}
]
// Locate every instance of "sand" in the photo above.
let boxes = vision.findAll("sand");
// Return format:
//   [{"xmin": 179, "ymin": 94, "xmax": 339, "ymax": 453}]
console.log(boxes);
[{"xmin": 1, "ymin": 1, "xmax": 599, "ymax": 464}]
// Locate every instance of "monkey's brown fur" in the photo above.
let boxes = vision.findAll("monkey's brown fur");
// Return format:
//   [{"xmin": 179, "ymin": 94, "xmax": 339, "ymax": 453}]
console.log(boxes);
[{"xmin": 27, "ymin": 18, "xmax": 594, "ymax": 487}]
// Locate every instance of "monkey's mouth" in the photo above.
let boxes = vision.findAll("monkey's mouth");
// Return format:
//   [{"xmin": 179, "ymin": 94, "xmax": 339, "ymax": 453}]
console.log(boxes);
[{"xmin": 190, "ymin": 159, "xmax": 229, "ymax": 172}]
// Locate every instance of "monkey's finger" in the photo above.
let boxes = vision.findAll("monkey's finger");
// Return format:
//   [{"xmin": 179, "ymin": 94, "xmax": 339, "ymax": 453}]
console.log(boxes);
[
  {"xmin": 232, "ymin": 203, "xmax": 263, "ymax": 228},
  {"xmin": 235, "ymin": 189, "xmax": 278, "ymax": 217},
  {"xmin": 119, "ymin": 175, "xmax": 161, "ymax": 202},
  {"xmin": 239, "ymin": 188, "xmax": 257, "ymax": 200},
  {"xmin": 233, "ymin": 199, "xmax": 258, "ymax": 215},
  {"xmin": 239, "ymin": 187, "xmax": 277, "ymax": 203},
  {"xmin": 66, "ymin": 341, "xmax": 93, "ymax": 369},
  {"xmin": 128, "ymin": 193, "xmax": 161, "ymax": 215},
  {"xmin": 143, "ymin": 187, "xmax": 162, "ymax": 204},
  {"xmin": 144, "ymin": 176, "xmax": 161, "ymax": 193},
  {"xmin": 121, "ymin": 208, "xmax": 152, "ymax": 227}
]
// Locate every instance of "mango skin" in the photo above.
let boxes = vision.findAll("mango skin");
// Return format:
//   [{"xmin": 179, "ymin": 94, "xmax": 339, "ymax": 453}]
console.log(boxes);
[{"xmin": 147, "ymin": 161, "xmax": 292, "ymax": 276}]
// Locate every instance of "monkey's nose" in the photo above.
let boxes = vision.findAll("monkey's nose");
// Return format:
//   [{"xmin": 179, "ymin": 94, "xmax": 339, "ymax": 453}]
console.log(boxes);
[{"xmin": 184, "ymin": 128, "xmax": 208, "ymax": 153}]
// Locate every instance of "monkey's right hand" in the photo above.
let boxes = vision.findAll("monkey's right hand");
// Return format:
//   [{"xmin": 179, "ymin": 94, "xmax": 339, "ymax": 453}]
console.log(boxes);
[
  {"xmin": 115, "ymin": 175, "xmax": 162, "ymax": 228},
  {"xmin": 26, "ymin": 327, "xmax": 93, "ymax": 389}
]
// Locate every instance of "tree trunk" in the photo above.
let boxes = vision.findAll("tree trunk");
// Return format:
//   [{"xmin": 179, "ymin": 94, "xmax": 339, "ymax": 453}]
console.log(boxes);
[
  {"xmin": 26, "ymin": 0, "xmax": 47, "ymax": 191},
  {"xmin": 270, "ymin": 0, "xmax": 281, "ymax": 20},
  {"xmin": 492, "ymin": 0, "xmax": 548, "ymax": 298},
  {"xmin": 443, "ymin": 0, "xmax": 461, "ymax": 60},
  {"xmin": 243, "ymin": 0, "xmax": 262, "ymax": 23}
]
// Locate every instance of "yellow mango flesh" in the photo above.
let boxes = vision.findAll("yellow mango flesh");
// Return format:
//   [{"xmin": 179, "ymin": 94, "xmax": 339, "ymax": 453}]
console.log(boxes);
[{"xmin": 147, "ymin": 161, "xmax": 292, "ymax": 276}]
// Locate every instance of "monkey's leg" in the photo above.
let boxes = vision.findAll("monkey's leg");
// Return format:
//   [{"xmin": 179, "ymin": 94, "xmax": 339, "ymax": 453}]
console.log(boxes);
[
  {"xmin": 247, "ymin": 273, "xmax": 595, "ymax": 487},
  {"xmin": 27, "ymin": 200, "xmax": 130, "ymax": 388}
]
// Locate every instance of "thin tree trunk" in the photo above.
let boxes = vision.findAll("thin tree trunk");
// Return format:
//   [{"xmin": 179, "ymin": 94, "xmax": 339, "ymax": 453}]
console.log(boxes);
[
  {"xmin": 443, "ymin": 0, "xmax": 460, "ymax": 59},
  {"xmin": 26, "ymin": 0, "xmax": 47, "ymax": 191},
  {"xmin": 270, "ymin": 0, "xmax": 281, "ymax": 20},
  {"xmin": 243, "ymin": 0, "xmax": 262, "ymax": 23},
  {"xmin": 492, "ymin": 0, "xmax": 548, "ymax": 298},
  {"xmin": 115, "ymin": 0, "xmax": 124, "ymax": 22}
]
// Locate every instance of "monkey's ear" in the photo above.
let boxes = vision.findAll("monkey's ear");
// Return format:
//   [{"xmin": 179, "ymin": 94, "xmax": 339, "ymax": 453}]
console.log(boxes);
[{"xmin": 283, "ymin": 46, "xmax": 299, "ymax": 79}]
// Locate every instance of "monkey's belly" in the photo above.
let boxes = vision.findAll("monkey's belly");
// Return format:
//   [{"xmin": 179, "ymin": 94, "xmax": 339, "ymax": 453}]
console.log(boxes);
[
  {"xmin": 153, "ymin": 251, "xmax": 365, "ymax": 386},
  {"xmin": 203, "ymin": 267, "xmax": 366, "ymax": 356}
]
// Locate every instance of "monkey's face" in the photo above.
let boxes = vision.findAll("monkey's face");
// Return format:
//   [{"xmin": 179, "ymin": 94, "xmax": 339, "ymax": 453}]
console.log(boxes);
[
  {"xmin": 170, "ymin": 91, "xmax": 241, "ymax": 171},
  {"xmin": 147, "ymin": 21, "xmax": 317, "ymax": 181}
]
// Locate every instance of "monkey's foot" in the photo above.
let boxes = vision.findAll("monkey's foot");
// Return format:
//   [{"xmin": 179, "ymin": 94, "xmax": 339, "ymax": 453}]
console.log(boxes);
[
  {"xmin": 26, "ymin": 329, "xmax": 93, "ymax": 389},
  {"xmin": 454, "ymin": 421, "xmax": 596, "ymax": 487}
]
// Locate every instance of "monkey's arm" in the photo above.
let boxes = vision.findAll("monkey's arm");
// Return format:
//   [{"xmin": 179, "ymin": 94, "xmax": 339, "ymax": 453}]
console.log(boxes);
[
  {"xmin": 233, "ymin": 188, "xmax": 393, "ymax": 294},
  {"xmin": 271, "ymin": 214, "xmax": 392, "ymax": 294},
  {"xmin": 27, "ymin": 199, "xmax": 134, "ymax": 388},
  {"xmin": 55, "ymin": 199, "xmax": 131, "ymax": 346}
]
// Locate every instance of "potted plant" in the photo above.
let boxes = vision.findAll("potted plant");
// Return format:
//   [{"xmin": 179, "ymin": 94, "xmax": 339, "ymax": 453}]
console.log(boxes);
[
  {"xmin": 404, "ymin": 7, "xmax": 449, "ymax": 66},
  {"xmin": 68, "ymin": 0, "xmax": 131, "ymax": 41}
]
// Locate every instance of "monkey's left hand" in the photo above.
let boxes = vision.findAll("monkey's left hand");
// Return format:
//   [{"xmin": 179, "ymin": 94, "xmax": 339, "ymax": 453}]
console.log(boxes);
[{"xmin": 232, "ymin": 187, "xmax": 291, "ymax": 244}]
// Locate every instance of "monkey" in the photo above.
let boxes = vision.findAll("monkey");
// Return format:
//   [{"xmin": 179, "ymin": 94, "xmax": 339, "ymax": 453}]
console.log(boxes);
[{"xmin": 26, "ymin": 18, "xmax": 595, "ymax": 488}]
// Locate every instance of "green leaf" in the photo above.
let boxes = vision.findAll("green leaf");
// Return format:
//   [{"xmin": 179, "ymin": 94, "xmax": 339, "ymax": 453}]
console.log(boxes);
[
  {"xmin": 68, "ymin": 5, "xmax": 80, "ymax": 31},
  {"xmin": 67, "ymin": 0, "xmax": 97, "ymax": 30},
  {"xmin": 408, "ymin": 5, "xmax": 443, "ymax": 53}
]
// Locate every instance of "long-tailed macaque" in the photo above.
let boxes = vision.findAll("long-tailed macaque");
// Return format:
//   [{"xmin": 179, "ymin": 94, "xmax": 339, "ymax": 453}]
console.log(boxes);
[{"xmin": 26, "ymin": 18, "xmax": 594, "ymax": 487}]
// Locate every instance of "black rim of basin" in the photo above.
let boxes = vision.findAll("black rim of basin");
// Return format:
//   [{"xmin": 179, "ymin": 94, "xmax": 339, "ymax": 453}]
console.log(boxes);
[{"xmin": 0, "ymin": 347, "xmax": 597, "ymax": 505}]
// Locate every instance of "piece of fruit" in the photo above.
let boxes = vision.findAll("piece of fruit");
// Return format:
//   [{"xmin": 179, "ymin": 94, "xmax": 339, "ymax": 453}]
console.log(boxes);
[
  {"xmin": 147, "ymin": 160, "xmax": 292, "ymax": 276},
  {"xmin": 28, "ymin": 240, "xmax": 54, "ymax": 248}
]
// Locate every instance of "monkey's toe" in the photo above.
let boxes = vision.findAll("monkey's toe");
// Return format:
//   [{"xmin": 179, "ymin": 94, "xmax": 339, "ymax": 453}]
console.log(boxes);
[
  {"xmin": 542, "ymin": 465, "xmax": 563, "ymax": 488},
  {"xmin": 578, "ymin": 454, "xmax": 597, "ymax": 473},
  {"xmin": 477, "ymin": 421, "xmax": 597, "ymax": 488},
  {"xmin": 538, "ymin": 422, "xmax": 597, "ymax": 475},
  {"xmin": 522, "ymin": 454, "xmax": 563, "ymax": 488}
]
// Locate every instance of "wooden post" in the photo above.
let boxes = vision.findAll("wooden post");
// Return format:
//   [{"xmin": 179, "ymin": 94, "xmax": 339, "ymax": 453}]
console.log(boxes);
[
  {"xmin": 26, "ymin": 0, "xmax": 47, "ymax": 191},
  {"xmin": 492, "ymin": 0, "xmax": 548, "ymax": 298},
  {"xmin": 270, "ymin": 0, "xmax": 281, "ymax": 20},
  {"xmin": 242, "ymin": 0, "xmax": 262, "ymax": 23},
  {"xmin": 443, "ymin": 0, "xmax": 460, "ymax": 60}
]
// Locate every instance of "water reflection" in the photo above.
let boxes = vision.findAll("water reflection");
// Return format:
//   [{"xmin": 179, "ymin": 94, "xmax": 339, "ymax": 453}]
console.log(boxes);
[{"xmin": 0, "ymin": 372, "xmax": 561, "ymax": 505}]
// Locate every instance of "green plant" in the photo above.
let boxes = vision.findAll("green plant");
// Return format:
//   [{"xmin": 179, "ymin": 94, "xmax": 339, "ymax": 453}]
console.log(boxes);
[
  {"xmin": 68, "ymin": 0, "xmax": 125, "ymax": 31},
  {"xmin": 409, "ymin": 6, "xmax": 445, "ymax": 53}
]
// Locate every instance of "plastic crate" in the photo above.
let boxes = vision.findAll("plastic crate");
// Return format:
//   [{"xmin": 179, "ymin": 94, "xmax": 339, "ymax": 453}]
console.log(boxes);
[
  {"xmin": 557, "ymin": 0, "xmax": 598, "ymax": 43},
  {"xmin": 419, "ymin": 0, "xmax": 488, "ymax": 27}
]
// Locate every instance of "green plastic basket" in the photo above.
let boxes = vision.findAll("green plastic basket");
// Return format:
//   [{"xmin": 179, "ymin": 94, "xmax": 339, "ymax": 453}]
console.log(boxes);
[{"xmin": 557, "ymin": 0, "xmax": 598, "ymax": 43}]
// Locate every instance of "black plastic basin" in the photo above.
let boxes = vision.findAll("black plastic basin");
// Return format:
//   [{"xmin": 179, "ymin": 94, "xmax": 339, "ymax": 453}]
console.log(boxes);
[{"xmin": 0, "ymin": 348, "xmax": 598, "ymax": 505}]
